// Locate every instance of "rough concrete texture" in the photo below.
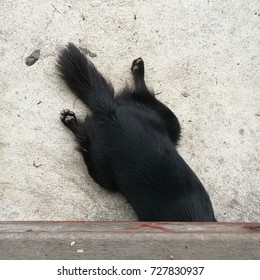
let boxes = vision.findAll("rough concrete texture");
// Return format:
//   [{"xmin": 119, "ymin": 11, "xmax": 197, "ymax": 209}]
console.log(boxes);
[{"xmin": 0, "ymin": 0, "xmax": 259, "ymax": 221}]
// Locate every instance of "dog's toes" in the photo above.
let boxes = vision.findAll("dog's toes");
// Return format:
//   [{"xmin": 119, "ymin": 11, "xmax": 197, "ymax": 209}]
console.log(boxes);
[{"xmin": 60, "ymin": 109, "xmax": 75, "ymax": 116}]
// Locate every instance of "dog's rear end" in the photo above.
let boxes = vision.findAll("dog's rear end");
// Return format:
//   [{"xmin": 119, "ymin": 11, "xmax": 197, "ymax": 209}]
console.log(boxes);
[{"xmin": 57, "ymin": 44, "xmax": 216, "ymax": 222}]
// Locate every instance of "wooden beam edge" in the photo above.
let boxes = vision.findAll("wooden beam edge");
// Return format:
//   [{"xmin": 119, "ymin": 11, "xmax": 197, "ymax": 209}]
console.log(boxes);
[{"xmin": 0, "ymin": 222, "xmax": 259, "ymax": 260}]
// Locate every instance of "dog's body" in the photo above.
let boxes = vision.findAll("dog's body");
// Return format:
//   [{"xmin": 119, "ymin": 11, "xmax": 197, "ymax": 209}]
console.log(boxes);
[{"xmin": 58, "ymin": 44, "xmax": 216, "ymax": 221}]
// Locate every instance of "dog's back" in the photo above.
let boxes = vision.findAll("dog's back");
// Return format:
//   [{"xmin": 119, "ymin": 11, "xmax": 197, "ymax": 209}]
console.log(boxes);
[{"xmin": 92, "ymin": 103, "xmax": 215, "ymax": 221}]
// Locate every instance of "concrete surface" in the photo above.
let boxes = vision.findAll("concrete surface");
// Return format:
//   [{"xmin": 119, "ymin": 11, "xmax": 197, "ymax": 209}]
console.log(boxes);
[{"xmin": 0, "ymin": 0, "xmax": 259, "ymax": 221}]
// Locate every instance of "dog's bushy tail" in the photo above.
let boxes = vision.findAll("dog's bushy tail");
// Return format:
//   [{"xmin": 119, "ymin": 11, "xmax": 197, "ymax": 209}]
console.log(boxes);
[{"xmin": 57, "ymin": 43, "xmax": 114, "ymax": 113}]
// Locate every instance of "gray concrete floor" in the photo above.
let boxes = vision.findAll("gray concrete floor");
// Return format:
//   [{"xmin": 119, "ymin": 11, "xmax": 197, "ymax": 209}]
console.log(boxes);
[{"xmin": 0, "ymin": 0, "xmax": 259, "ymax": 221}]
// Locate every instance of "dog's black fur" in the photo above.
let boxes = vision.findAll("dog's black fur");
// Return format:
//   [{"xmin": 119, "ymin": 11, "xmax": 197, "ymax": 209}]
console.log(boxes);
[{"xmin": 57, "ymin": 43, "xmax": 216, "ymax": 221}]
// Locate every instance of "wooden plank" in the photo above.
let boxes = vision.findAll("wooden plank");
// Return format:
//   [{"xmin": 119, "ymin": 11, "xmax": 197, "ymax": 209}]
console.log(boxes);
[{"xmin": 0, "ymin": 222, "xmax": 259, "ymax": 259}]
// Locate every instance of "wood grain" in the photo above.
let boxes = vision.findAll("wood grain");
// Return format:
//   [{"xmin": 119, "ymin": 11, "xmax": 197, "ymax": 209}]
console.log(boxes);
[{"xmin": 0, "ymin": 222, "xmax": 259, "ymax": 259}]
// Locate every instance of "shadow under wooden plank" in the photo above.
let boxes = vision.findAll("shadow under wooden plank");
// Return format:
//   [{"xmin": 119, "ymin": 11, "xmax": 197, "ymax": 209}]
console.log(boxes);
[{"xmin": 0, "ymin": 222, "xmax": 259, "ymax": 259}]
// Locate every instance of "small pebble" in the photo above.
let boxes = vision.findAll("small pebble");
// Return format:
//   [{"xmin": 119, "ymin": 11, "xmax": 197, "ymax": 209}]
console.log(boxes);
[
  {"xmin": 181, "ymin": 90, "xmax": 189, "ymax": 97},
  {"xmin": 77, "ymin": 249, "xmax": 84, "ymax": 253},
  {"xmin": 70, "ymin": 241, "xmax": 76, "ymax": 247},
  {"xmin": 26, "ymin": 49, "xmax": 40, "ymax": 66}
]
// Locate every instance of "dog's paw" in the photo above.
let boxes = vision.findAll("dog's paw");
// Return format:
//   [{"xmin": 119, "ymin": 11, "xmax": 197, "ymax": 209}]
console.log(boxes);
[
  {"xmin": 131, "ymin": 57, "xmax": 144, "ymax": 75},
  {"xmin": 60, "ymin": 109, "xmax": 77, "ymax": 125}
]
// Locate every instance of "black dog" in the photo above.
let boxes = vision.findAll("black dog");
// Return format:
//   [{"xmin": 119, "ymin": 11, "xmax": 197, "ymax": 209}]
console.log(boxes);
[{"xmin": 57, "ymin": 43, "xmax": 216, "ymax": 221}]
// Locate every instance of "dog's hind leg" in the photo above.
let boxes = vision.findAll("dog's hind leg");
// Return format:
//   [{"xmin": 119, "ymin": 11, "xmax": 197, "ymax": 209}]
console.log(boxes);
[
  {"xmin": 60, "ymin": 109, "xmax": 118, "ymax": 192},
  {"xmin": 131, "ymin": 58, "xmax": 181, "ymax": 145},
  {"xmin": 131, "ymin": 57, "xmax": 150, "ymax": 94}
]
